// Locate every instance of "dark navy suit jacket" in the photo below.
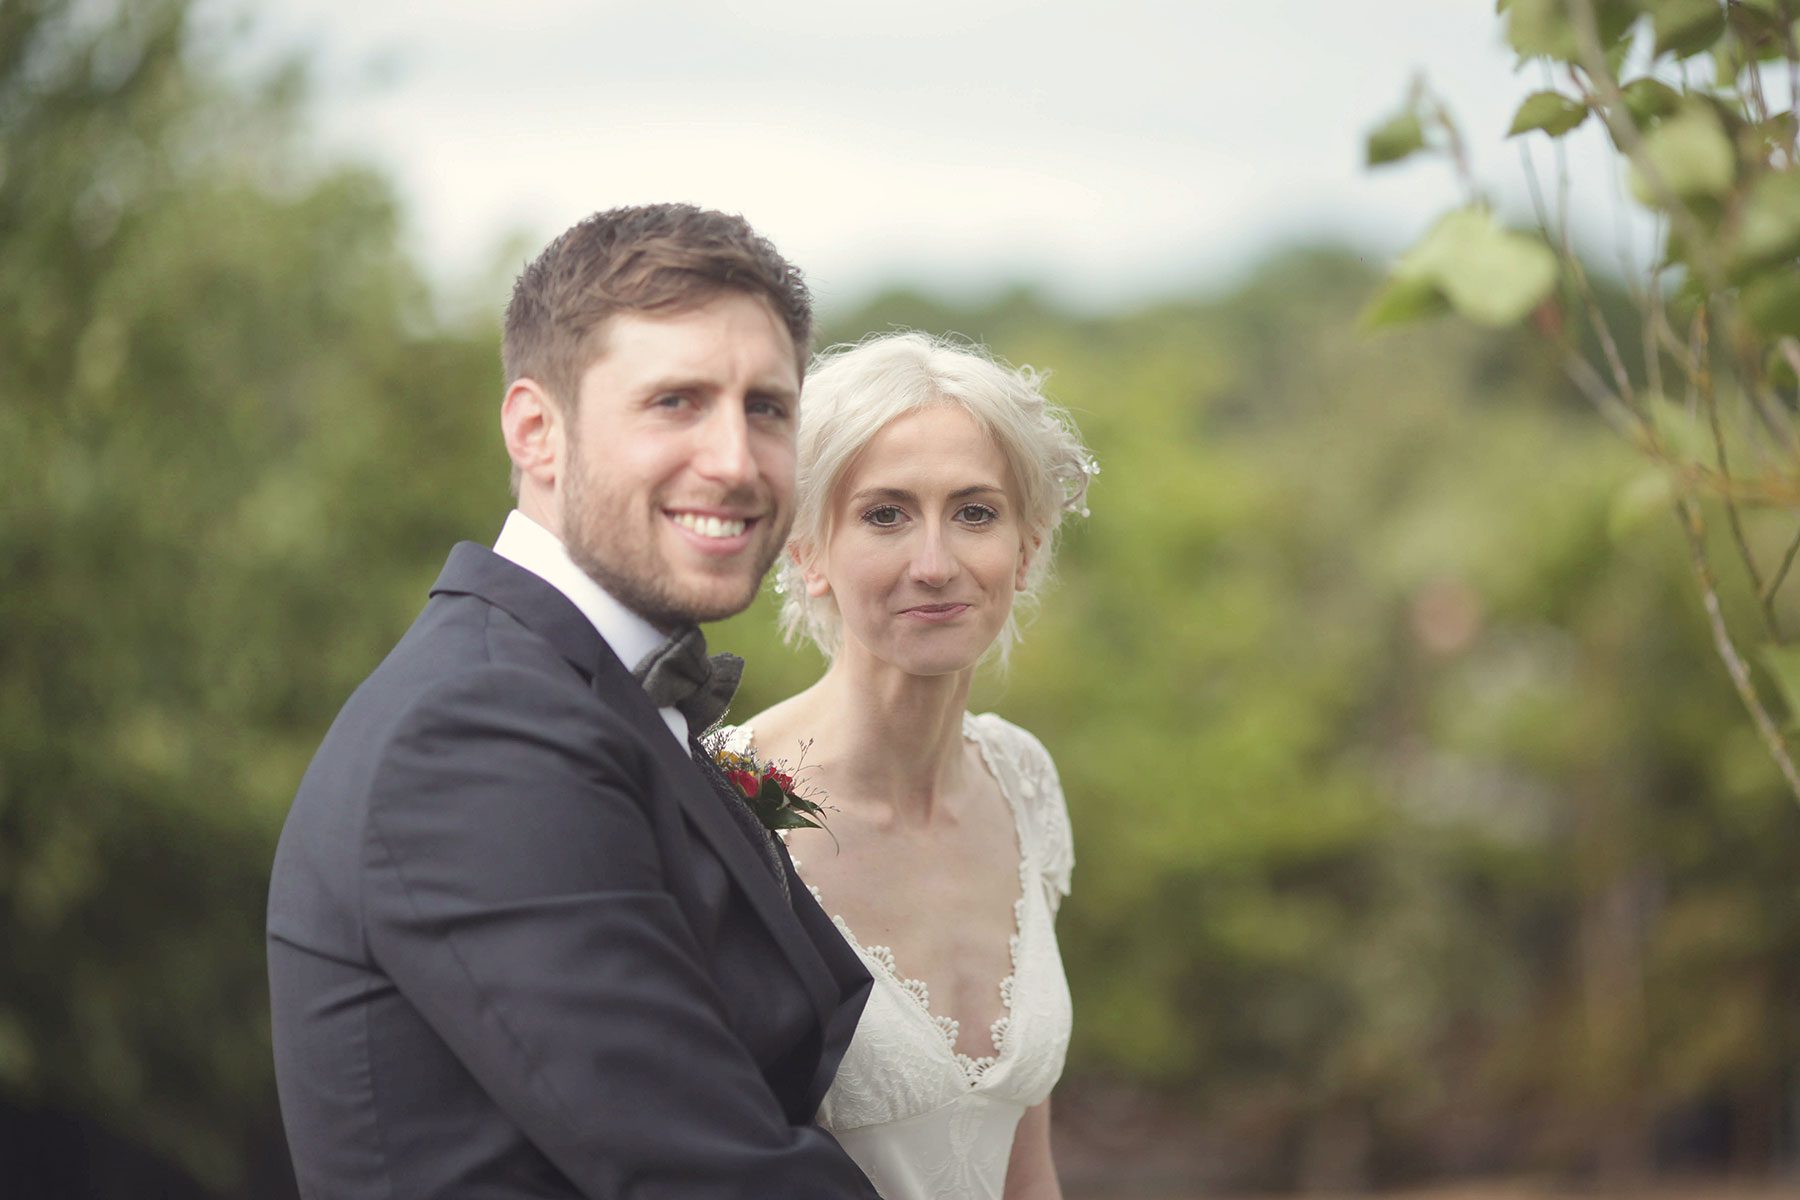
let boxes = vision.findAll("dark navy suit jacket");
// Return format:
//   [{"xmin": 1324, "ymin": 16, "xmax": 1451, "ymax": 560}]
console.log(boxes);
[{"xmin": 267, "ymin": 543, "xmax": 878, "ymax": 1198}]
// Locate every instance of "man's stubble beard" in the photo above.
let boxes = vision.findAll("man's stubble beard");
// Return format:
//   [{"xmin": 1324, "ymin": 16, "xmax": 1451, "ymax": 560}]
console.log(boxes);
[{"xmin": 560, "ymin": 438, "xmax": 791, "ymax": 630}]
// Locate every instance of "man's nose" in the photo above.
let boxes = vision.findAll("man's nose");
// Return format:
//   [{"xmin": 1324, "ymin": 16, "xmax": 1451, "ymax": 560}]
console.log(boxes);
[{"xmin": 693, "ymin": 404, "xmax": 756, "ymax": 488}]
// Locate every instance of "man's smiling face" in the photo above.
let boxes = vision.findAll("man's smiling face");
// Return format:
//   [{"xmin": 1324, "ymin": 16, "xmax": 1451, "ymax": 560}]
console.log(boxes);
[{"xmin": 558, "ymin": 290, "xmax": 801, "ymax": 628}]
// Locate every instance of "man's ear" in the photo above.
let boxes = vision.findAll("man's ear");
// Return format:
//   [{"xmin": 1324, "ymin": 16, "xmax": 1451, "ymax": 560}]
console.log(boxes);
[
  {"xmin": 502, "ymin": 378, "xmax": 563, "ymax": 494},
  {"xmin": 1015, "ymin": 532, "xmax": 1042, "ymax": 591}
]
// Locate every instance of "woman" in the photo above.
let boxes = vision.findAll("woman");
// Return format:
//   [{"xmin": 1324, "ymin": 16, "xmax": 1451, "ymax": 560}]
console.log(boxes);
[{"xmin": 723, "ymin": 332, "xmax": 1095, "ymax": 1200}]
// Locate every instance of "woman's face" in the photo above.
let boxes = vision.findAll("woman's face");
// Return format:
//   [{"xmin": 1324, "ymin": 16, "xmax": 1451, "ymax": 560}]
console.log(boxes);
[{"xmin": 806, "ymin": 403, "xmax": 1033, "ymax": 677}]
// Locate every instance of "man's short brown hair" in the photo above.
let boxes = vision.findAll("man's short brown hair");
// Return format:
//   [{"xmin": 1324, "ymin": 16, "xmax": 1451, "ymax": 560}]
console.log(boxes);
[{"xmin": 503, "ymin": 203, "xmax": 812, "ymax": 408}]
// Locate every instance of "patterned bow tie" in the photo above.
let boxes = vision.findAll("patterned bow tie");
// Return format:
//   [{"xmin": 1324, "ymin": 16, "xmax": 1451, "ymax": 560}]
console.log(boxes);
[{"xmin": 631, "ymin": 626, "xmax": 743, "ymax": 735}]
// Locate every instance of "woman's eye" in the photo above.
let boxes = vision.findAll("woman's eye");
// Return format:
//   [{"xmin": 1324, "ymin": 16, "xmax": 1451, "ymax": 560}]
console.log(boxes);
[
  {"xmin": 863, "ymin": 505, "xmax": 904, "ymax": 527},
  {"xmin": 958, "ymin": 504, "xmax": 999, "ymax": 524}
]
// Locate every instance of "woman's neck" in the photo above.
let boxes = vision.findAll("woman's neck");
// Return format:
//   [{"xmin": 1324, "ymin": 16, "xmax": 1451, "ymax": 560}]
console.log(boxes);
[{"xmin": 789, "ymin": 648, "xmax": 976, "ymax": 827}]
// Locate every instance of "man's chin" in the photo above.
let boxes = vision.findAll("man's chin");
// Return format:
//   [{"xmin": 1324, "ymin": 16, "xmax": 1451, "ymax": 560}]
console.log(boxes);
[{"xmin": 668, "ymin": 577, "xmax": 764, "ymax": 625}]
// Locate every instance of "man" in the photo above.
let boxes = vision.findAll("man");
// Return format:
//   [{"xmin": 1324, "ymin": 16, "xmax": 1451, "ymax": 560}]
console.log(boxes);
[{"xmin": 267, "ymin": 204, "xmax": 880, "ymax": 1198}]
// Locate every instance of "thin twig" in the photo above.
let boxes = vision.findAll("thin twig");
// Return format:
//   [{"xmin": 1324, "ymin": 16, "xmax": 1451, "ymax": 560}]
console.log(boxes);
[
  {"xmin": 1694, "ymin": 307, "xmax": 1778, "ymax": 635},
  {"xmin": 1570, "ymin": 254, "xmax": 1638, "ymax": 408},
  {"xmin": 1566, "ymin": 0, "xmax": 1727, "ymax": 293},
  {"xmin": 1519, "ymin": 141, "xmax": 1555, "ymax": 236},
  {"xmin": 1608, "ymin": 130, "xmax": 1646, "ymax": 307},
  {"xmin": 1787, "ymin": 26, "xmax": 1800, "ymax": 158},
  {"xmin": 1553, "ymin": 104, "xmax": 1574, "ymax": 262},
  {"xmin": 1675, "ymin": 493, "xmax": 1800, "ymax": 811},
  {"xmin": 1561, "ymin": 350, "xmax": 1648, "ymax": 441},
  {"xmin": 1428, "ymin": 94, "xmax": 1482, "ymax": 205},
  {"xmin": 1764, "ymin": 521, "xmax": 1800, "ymax": 604},
  {"xmin": 1747, "ymin": 49, "xmax": 1774, "ymax": 126},
  {"xmin": 1644, "ymin": 255, "xmax": 1667, "ymax": 401}
]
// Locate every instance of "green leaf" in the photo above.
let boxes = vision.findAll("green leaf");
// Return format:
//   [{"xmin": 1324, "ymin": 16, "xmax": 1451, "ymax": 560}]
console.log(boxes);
[
  {"xmin": 1728, "ymin": 170, "xmax": 1800, "ymax": 279},
  {"xmin": 1746, "ymin": 112, "xmax": 1800, "ymax": 159},
  {"xmin": 1761, "ymin": 643, "xmax": 1800, "ymax": 727},
  {"xmin": 1506, "ymin": 0, "xmax": 1577, "ymax": 58},
  {"xmin": 1629, "ymin": 100, "xmax": 1737, "ymax": 205},
  {"xmin": 1768, "ymin": 343, "xmax": 1800, "ymax": 390},
  {"xmin": 1648, "ymin": 0, "xmax": 1727, "ymax": 58},
  {"xmin": 1727, "ymin": 0, "xmax": 1795, "ymax": 59},
  {"xmin": 1507, "ymin": 0, "xmax": 1642, "ymax": 61},
  {"xmin": 1392, "ymin": 208, "xmax": 1560, "ymax": 327},
  {"xmin": 1366, "ymin": 112, "xmax": 1427, "ymax": 167},
  {"xmin": 1507, "ymin": 90, "xmax": 1591, "ymax": 137},
  {"xmin": 743, "ymin": 776, "xmax": 824, "ymax": 831},
  {"xmin": 1609, "ymin": 469, "xmax": 1675, "ymax": 539},
  {"xmin": 1359, "ymin": 272, "xmax": 1452, "ymax": 330},
  {"xmin": 1619, "ymin": 77, "xmax": 1683, "ymax": 128},
  {"xmin": 1741, "ymin": 269, "xmax": 1800, "ymax": 336},
  {"xmin": 1646, "ymin": 391, "xmax": 1713, "ymax": 465}
]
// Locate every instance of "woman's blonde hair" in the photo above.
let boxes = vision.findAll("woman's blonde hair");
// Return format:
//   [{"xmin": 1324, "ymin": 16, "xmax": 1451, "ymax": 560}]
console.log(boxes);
[{"xmin": 776, "ymin": 331, "xmax": 1096, "ymax": 663}]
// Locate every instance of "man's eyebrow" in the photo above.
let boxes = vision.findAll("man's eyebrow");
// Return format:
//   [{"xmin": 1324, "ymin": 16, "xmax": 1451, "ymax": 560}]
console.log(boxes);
[
  {"xmin": 634, "ymin": 375, "xmax": 710, "ymax": 396},
  {"xmin": 632, "ymin": 376, "xmax": 797, "ymax": 401}
]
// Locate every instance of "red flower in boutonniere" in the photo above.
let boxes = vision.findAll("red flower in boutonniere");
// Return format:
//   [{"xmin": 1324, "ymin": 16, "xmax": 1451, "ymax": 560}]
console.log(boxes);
[{"xmin": 701, "ymin": 735, "xmax": 831, "ymax": 834}]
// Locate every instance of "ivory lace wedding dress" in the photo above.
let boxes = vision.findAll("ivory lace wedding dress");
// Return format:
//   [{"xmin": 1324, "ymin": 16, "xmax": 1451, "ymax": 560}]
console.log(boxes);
[{"xmin": 724, "ymin": 712, "xmax": 1073, "ymax": 1200}]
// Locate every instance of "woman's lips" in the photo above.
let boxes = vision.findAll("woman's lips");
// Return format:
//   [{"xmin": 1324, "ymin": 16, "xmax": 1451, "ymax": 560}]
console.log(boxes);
[{"xmin": 900, "ymin": 603, "xmax": 971, "ymax": 622}]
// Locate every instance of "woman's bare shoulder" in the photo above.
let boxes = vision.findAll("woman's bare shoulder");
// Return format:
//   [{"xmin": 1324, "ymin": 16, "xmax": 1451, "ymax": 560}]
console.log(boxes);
[{"xmin": 727, "ymin": 696, "xmax": 817, "ymax": 765}]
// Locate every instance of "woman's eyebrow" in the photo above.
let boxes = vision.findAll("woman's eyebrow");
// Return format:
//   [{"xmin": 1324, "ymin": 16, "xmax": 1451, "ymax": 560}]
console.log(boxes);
[{"xmin": 849, "ymin": 484, "xmax": 1005, "ymax": 505}]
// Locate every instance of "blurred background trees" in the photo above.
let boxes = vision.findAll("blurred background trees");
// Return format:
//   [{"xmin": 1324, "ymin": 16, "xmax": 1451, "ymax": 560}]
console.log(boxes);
[{"xmin": 2, "ymin": 0, "xmax": 1796, "ymax": 1195}]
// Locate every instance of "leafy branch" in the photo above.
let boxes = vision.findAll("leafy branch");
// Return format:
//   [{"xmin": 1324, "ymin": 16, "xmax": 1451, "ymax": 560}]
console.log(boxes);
[{"xmin": 1364, "ymin": 0, "xmax": 1800, "ymax": 809}]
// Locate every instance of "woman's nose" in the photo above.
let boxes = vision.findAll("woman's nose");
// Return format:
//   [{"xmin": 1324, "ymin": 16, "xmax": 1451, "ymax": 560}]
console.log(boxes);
[{"xmin": 908, "ymin": 526, "xmax": 956, "ymax": 586}]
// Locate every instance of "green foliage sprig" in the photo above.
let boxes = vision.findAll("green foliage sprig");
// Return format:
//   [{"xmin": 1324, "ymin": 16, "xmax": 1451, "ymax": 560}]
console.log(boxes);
[{"xmin": 1366, "ymin": 0, "xmax": 1800, "ymax": 809}]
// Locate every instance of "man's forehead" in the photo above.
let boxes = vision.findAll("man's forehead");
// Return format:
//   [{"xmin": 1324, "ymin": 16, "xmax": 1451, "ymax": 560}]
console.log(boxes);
[{"xmin": 578, "ymin": 294, "xmax": 802, "ymax": 381}]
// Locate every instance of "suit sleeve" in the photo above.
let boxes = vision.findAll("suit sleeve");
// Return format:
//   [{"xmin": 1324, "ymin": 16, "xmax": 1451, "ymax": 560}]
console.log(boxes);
[{"xmin": 362, "ymin": 664, "xmax": 878, "ymax": 1199}]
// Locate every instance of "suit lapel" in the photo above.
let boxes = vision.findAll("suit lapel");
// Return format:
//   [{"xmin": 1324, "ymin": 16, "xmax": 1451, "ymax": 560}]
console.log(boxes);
[
  {"xmin": 583, "ymin": 639, "xmax": 843, "ymax": 1029},
  {"xmin": 429, "ymin": 542, "xmax": 843, "ymax": 1030}
]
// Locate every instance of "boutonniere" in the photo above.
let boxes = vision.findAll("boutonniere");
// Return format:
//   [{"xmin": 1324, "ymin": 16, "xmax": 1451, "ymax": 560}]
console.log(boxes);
[{"xmin": 702, "ymin": 734, "xmax": 831, "ymax": 834}]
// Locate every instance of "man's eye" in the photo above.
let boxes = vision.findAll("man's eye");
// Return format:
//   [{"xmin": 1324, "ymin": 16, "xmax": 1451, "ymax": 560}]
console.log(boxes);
[
  {"xmin": 748, "ymin": 399, "xmax": 790, "ymax": 419},
  {"xmin": 652, "ymin": 393, "xmax": 688, "ymax": 409},
  {"xmin": 863, "ymin": 505, "xmax": 904, "ymax": 527}
]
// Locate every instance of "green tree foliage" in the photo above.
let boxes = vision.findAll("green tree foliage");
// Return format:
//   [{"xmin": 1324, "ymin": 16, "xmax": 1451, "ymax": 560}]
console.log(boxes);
[
  {"xmin": 0, "ymin": 0, "xmax": 500, "ymax": 1187},
  {"xmin": 4, "ymin": 0, "xmax": 1797, "ymax": 1193}
]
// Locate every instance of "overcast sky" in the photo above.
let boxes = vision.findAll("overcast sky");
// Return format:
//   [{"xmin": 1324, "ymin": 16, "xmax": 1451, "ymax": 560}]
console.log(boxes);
[{"xmin": 231, "ymin": 1, "xmax": 1640, "ymax": 313}]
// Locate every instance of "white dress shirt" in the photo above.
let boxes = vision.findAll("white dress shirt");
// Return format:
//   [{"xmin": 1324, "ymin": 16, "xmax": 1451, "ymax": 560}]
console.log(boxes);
[{"xmin": 492, "ymin": 509, "xmax": 690, "ymax": 752}]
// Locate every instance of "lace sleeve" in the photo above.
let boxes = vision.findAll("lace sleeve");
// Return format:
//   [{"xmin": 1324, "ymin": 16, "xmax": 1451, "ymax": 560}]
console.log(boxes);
[
  {"xmin": 987, "ymin": 718, "xmax": 1074, "ymax": 915},
  {"xmin": 1031, "ymin": 739, "xmax": 1075, "ymax": 914}
]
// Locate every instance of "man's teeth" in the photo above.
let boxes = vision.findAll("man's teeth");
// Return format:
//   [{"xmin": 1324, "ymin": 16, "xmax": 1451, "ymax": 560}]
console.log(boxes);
[{"xmin": 671, "ymin": 513, "xmax": 748, "ymax": 539}]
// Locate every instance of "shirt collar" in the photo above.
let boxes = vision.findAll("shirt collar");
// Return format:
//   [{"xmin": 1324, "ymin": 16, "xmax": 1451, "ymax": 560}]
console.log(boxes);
[{"xmin": 492, "ymin": 509, "xmax": 668, "ymax": 676}]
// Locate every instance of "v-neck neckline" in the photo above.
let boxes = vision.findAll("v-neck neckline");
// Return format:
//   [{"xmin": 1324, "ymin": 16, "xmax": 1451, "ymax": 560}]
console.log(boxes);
[{"xmin": 738, "ymin": 713, "xmax": 1033, "ymax": 1088}]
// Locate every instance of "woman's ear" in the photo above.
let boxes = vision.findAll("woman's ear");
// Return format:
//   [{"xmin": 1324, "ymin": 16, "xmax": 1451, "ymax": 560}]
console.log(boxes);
[
  {"xmin": 1015, "ymin": 532, "xmax": 1042, "ymax": 591},
  {"xmin": 793, "ymin": 540, "xmax": 832, "ymax": 599}
]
